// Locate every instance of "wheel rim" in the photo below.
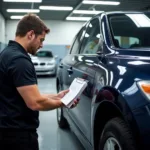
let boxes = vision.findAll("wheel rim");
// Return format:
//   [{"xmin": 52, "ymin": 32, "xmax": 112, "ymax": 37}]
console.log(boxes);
[
  {"xmin": 104, "ymin": 137, "xmax": 122, "ymax": 150},
  {"xmin": 57, "ymin": 108, "xmax": 61, "ymax": 122}
]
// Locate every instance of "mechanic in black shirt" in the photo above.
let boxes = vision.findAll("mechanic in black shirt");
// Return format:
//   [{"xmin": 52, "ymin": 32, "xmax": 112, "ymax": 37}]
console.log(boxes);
[{"xmin": 0, "ymin": 14, "xmax": 78, "ymax": 150}]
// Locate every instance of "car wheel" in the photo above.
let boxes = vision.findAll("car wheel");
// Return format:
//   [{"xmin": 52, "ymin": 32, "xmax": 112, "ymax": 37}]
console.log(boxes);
[
  {"xmin": 99, "ymin": 117, "xmax": 137, "ymax": 150},
  {"xmin": 56, "ymin": 107, "xmax": 69, "ymax": 129}
]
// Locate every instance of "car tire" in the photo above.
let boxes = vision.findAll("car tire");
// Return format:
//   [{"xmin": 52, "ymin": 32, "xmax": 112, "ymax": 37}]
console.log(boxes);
[
  {"xmin": 56, "ymin": 107, "xmax": 69, "ymax": 129},
  {"xmin": 99, "ymin": 117, "xmax": 137, "ymax": 150}
]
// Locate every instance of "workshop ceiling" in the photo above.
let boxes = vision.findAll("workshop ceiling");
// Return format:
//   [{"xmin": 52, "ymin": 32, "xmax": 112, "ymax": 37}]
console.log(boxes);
[{"xmin": 0, "ymin": 0, "xmax": 150, "ymax": 20}]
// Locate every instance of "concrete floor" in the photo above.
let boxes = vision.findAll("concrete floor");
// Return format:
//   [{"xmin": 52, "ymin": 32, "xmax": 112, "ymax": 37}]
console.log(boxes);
[{"xmin": 37, "ymin": 76, "xmax": 85, "ymax": 150}]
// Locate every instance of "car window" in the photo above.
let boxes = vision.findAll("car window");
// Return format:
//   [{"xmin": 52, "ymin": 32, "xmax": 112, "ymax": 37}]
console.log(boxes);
[
  {"xmin": 35, "ymin": 51, "xmax": 53, "ymax": 57},
  {"xmin": 108, "ymin": 13, "xmax": 150, "ymax": 49},
  {"xmin": 114, "ymin": 36, "xmax": 140, "ymax": 48},
  {"xmin": 80, "ymin": 18, "xmax": 100, "ymax": 54},
  {"xmin": 70, "ymin": 26, "xmax": 86, "ymax": 54}
]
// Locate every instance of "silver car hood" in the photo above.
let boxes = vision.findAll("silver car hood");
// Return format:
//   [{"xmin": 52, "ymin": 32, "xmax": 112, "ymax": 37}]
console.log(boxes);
[{"xmin": 31, "ymin": 56, "xmax": 55, "ymax": 63}]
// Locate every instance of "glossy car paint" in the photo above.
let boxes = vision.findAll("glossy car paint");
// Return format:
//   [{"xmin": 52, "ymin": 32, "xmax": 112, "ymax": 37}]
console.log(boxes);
[{"xmin": 56, "ymin": 12, "xmax": 150, "ymax": 150}]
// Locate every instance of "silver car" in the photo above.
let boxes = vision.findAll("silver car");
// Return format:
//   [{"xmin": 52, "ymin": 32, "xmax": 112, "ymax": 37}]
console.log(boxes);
[{"xmin": 31, "ymin": 50, "xmax": 57, "ymax": 76}]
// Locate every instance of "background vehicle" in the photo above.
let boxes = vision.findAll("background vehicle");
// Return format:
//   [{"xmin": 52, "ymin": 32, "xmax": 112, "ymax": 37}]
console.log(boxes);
[
  {"xmin": 31, "ymin": 50, "xmax": 57, "ymax": 76},
  {"xmin": 56, "ymin": 11, "xmax": 150, "ymax": 150}
]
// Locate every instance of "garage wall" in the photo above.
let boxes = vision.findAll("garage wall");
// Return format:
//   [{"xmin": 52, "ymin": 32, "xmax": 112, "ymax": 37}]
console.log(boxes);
[
  {"xmin": 0, "ymin": 13, "xmax": 6, "ymax": 51},
  {"xmin": 6, "ymin": 20, "xmax": 83, "ymax": 45},
  {"xmin": 6, "ymin": 20, "xmax": 83, "ymax": 60}
]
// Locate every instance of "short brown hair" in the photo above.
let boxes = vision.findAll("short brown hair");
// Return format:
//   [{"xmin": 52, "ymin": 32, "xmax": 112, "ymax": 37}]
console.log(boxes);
[{"xmin": 15, "ymin": 13, "xmax": 50, "ymax": 37}]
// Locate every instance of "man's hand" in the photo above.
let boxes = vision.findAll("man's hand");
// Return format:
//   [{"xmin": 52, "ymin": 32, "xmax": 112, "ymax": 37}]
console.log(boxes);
[
  {"xmin": 57, "ymin": 89, "xmax": 69, "ymax": 98},
  {"xmin": 70, "ymin": 98, "xmax": 80, "ymax": 108},
  {"xmin": 57, "ymin": 89, "xmax": 80, "ymax": 108}
]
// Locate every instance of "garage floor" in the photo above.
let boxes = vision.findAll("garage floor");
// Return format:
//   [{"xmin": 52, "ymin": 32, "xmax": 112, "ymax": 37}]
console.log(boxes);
[{"xmin": 37, "ymin": 76, "xmax": 85, "ymax": 150}]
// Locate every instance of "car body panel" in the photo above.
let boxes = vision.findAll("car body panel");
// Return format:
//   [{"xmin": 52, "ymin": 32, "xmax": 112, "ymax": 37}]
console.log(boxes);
[{"xmin": 57, "ymin": 11, "xmax": 150, "ymax": 150}]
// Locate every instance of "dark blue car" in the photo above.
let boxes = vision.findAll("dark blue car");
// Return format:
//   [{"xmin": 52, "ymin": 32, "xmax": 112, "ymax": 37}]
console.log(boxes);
[{"xmin": 56, "ymin": 11, "xmax": 150, "ymax": 150}]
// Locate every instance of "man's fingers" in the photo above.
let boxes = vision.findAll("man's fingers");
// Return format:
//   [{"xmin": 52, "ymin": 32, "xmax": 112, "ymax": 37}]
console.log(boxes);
[
  {"xmin": 70, "ymin": 98, "xmax": 80, "ymax": 108},
  {"xmin": 74, "ymin": 98, "xmax": 80, "ymax": 103},
  {"xmin": 70, "ymin": 104, "xmax": 75, "ymax": 108},
  {"xmin": 59, "ymin": 89, "xmax": 69, "ymax": 94},
  {"xmin": 77, "ymin": 98, "xmax": 80, "ymax": 101},
  {"xmin": 63, "ymin": 89, "xmax": 69, "ymax": 95},
  {"xmin": 58, "ymin": 89, "xmax": 69, "ymax": 98},
  {"xmin": 70, "ymin": 103, "xmax": 77, "ymax": 108}
]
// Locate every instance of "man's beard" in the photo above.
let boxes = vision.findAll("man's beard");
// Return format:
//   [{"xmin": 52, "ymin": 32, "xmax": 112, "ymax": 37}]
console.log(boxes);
[
  {"xmin": 28, "ymin": 45, "xmax": 37, "ymax": 55},
  {"xmin": 31, "ymin": 49, "xmax": 36, "ymax": 55}
]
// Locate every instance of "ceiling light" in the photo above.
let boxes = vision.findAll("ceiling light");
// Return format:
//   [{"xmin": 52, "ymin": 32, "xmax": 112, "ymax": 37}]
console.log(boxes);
[
  {"xmin": 39, "ymin": 6, "xmax": 73, "ymax": 11},
  {"xmin": 10, "ymin": 16, "xmax": 24, "ymax": 19},
  {"xmin": 7, "ymin": 9, "xmax": 40, "ymax": 13},
  {"xmin": 4, "ymin": 0, "xmax": 41, "ymax": 2},
  {"xmin": 66, "ymin": 17, "xmax": 91, "ymax": 21},
  {"xmin": 4, "ymin": 0, "xmax": 42, "ymax": 2},
  {"xmin": 73, "ymin": 10, "xmax": 103, "ymax": 15},
  {"xmin": 82, "ymin": 0, "xmax": 120, "ymax": 5}
]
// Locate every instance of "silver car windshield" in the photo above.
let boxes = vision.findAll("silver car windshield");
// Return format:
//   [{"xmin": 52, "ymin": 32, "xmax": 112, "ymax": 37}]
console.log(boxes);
[
  {"xmin": 108, "ymin": 13, "xmax": 150, "ymax": 49},
  {"xmin": 35, "ymin": 51, "xmax": 53, "ymax": 58}
]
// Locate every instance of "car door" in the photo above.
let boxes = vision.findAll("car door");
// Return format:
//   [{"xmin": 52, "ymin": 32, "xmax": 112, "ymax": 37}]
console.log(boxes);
[
  {"xmin": 61, "ymin": 25, "xmax": 87, "ymax": 99},
  {"xmin": 67, "ymin": 18, "xmax": 102, "ymax": 142}
]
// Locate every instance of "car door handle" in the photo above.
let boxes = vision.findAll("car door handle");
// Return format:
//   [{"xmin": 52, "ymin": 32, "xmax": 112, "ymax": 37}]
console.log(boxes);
[
  {"xmin": 59, "ymin": 63, "xmax": 63, "ymax": 68},
  {"xmin": 67, "ymin": 68, "xmax": 73, "ymax": 74},
  {"xmin": 97, "ymin": 51, "xmax": 103, "ymax": 55}
]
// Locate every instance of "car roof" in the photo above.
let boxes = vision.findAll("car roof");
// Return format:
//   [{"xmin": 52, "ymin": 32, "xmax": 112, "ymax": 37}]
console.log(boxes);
[
  {"xmin": 94, "ymin": 11, "xmax": 150, "ymax": 17},
  {"xmin": 106, "ymin": 11, "xmax": 150, "ymax": 15}
]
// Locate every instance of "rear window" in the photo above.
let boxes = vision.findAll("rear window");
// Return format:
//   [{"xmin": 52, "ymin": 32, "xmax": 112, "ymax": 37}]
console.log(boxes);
[
  {"xmin": 35, "ymin": 51, "xmax": 53, "ymax": 57},
  {"xmin": 108, "ymin": 13, "xmax": 150, "ymax": 49}
]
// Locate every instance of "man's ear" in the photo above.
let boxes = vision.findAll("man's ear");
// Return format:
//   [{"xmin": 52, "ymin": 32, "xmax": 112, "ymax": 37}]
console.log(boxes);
[{"xmin": 27, "ymin": 30, "xmax": 35, "ymax": 40}]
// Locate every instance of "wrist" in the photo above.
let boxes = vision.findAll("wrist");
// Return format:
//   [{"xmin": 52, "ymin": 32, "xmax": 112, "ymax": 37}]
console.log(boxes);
[{"xmin": 59, "ymin": 100, "xmax": 64, "ymax": 107}]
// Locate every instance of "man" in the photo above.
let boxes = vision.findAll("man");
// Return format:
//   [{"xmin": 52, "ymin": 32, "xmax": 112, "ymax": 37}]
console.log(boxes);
[{"xmin": 0, "ymin": 14, "xmax": 78, "ymax": 150}]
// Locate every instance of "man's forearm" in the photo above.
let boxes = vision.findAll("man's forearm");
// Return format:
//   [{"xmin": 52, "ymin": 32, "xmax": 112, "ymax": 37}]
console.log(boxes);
[
  {"xmin": 17, "ymin": 84, "xmax": 64, "ymax": 111},
  {"xmin": 42, "ymin": 93, "xmax": 57, "ymax": 99},
  {"xmin": 35, "ymin": 96, "xmax": 63, "ymax": 111}
]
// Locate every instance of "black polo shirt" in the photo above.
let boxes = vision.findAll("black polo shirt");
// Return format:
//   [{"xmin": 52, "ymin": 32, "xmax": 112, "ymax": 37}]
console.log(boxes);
[{"xmin": 0, "ymin": 40, "xmax": 39, "ymax": 130}]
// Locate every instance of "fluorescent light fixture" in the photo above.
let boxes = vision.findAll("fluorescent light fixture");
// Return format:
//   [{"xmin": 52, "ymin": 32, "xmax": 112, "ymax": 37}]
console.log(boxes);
[
  {"xmin": 10, "ymin": 16, "xmax": 24, "ymax": 19},
  {"xmin": 82, "ymin": 0, "xmax": 120, "ymax": 5},
  {"xmin": 7, "ymin": 9, "xmax": 40, "ymax": 13},
  {"xmin": 73, "ymin": 10, "xmax": 103, "ymax": 14},
  {"xmin": 3, "ymin": 0, "xmax": 42, "ymax": 2},
  {"xmin": 66, "ymin": 17, "xmax": 91, "ymax": 21},
  {"xmin": 39, "ymin": 6, "xmax": 73, "ymax": 11},
  {"xmin": 126, "ymin": 14, "xmax": 150, "ymax": 27}
]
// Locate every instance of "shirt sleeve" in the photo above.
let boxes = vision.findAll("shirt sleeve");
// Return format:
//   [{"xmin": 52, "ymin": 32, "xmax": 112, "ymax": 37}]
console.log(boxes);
[{"xmin": 7, "ymin": 57, "xmax": 37, "ymax": 87}]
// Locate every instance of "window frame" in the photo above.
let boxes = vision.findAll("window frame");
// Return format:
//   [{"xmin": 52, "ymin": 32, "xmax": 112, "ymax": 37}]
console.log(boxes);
[
  {"xmin": 69, "ymin": 23, "xmax": 88, "ymax": 55},
  {"xmin": 107, "ymin": 13, "xmax": 150, "ymax": 50},
  {"xmin": 79, "ymin": 17, "xmax": 102, "ymax": 55}
]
